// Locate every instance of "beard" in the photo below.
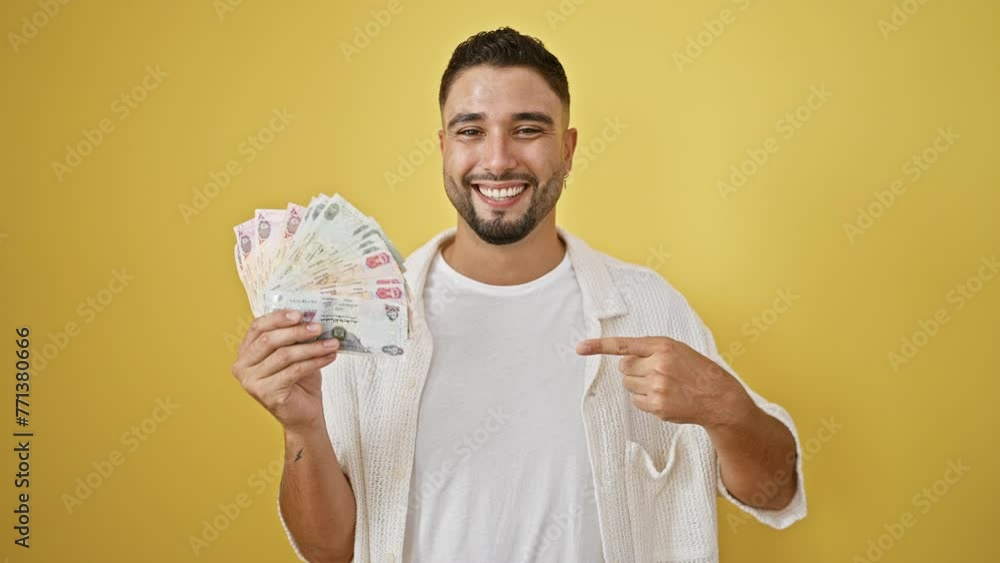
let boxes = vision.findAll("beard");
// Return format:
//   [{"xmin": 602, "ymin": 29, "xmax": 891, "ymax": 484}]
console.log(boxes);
[{"xmin": 443, "ymin": 166, "xmax": 565, "ymax": 246}]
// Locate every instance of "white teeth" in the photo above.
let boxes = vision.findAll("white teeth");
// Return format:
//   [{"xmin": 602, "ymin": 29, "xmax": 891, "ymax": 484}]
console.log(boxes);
[{"xmin": 478, "ymin": 184, "xmax": 526, "ymax": 200}]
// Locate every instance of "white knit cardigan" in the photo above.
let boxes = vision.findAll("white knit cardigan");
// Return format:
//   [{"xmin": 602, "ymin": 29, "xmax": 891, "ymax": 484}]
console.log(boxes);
[{"xmin": 279, "ymin": 226, "xmax": 807, "ymax": 563}]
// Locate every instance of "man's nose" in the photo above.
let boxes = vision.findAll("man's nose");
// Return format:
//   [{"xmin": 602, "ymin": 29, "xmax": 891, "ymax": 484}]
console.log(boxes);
[{"xmin": 481, "ymin": 134, "xmax": 518, "ymax": 176}]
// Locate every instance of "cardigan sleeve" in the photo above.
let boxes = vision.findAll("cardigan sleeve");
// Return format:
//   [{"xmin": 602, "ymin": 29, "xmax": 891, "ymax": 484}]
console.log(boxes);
[
  {"xmin": 693, "ymin": 310, "xmax": 808, "ymax": 530},
  {"xmin": 277, "ymin": 355, "xmax": 367, "ymax": 561}
]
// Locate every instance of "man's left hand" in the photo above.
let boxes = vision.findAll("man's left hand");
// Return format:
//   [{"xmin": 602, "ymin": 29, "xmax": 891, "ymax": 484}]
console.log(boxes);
[{"xmin": 576, "ymin": 336, "xmax": 754, "ymax": 429}]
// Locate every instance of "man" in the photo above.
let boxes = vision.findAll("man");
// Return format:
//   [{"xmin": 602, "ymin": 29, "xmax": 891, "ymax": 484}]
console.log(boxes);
[{"xmin": 231, "ymin": 27, "xmax": 806, "ymax": 563}]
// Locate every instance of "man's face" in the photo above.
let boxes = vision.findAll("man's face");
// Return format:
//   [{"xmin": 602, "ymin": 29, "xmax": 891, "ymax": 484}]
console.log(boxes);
[{"xmin": 439, "ymin": 65, "xmax": 577, "ymax": 245}]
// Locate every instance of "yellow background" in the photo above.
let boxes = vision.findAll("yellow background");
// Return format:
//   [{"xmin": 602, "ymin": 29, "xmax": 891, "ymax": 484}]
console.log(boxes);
[{"xmin": 1, "ymin": 0, "xmax": 996, "ymax": 561}]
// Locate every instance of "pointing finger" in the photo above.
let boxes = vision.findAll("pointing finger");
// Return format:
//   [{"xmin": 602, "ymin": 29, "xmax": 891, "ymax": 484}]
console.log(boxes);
[{"xmin": 576, "ymin": 336, "xmax": 667, "ymax": 358}]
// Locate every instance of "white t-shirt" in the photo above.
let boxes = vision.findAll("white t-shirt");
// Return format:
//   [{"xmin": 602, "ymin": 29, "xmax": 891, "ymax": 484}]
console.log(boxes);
[{"xmin": 401, "ymin": 248, "xmax": 605, "ymax": 563}]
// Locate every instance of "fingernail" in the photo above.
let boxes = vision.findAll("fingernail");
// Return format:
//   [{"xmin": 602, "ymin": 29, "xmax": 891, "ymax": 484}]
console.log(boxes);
[
  {"xmin": 286, "ymin": 311, "xmax": 300, "ymax": 321},
  {"xmin": 307, "ymin": 323, "xmax": 321, "ymax": 332},
  {"xmin": 323, "ymin": 338, "xmax": 340, "ymax": 348}
]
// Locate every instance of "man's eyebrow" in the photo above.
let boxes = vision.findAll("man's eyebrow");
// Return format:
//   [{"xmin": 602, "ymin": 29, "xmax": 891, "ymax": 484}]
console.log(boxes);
[
  {"xmin": 447, "ymin": 112, "xmax": 485, "ymax": 129},
  {"xmin": 511, "ymin": 112, "xmax": 554, "ymax": 125},
  {"xmin": 446, "ymin": 111, "xmax": 555, "ymax": 129}
]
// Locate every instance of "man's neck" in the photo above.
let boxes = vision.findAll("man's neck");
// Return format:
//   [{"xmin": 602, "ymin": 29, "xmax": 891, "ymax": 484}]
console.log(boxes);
[{"xmin": 440, "ymin": 215, "xmax": 566, "ymax": 286}]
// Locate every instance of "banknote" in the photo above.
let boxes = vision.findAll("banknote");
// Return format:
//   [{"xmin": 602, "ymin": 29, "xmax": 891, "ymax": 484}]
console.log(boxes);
[
  {"xmin": 233, "ymin": 193, "xmax": 410, "ymax": 356},
  {"xmin": 260, "ymin": 291, "xmax": 408, "ymax": 355}
]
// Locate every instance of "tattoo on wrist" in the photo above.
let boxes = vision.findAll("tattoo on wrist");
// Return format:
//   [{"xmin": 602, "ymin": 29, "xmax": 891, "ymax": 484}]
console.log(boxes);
[{"xmin": 294, "ymin": 447, "xmax": 303, "ymax": 462}]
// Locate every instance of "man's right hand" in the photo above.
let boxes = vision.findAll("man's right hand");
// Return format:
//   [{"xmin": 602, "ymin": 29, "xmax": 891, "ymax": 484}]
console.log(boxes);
[{"xmin": 231, "ymin": 310, "xmax": 341, "ymax": 432}]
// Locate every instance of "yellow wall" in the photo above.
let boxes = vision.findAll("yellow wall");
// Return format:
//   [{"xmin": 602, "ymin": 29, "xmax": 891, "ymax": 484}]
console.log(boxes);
[{"xmin": 1, "ymin": 0, "xmax": 995, "ymax": 561}]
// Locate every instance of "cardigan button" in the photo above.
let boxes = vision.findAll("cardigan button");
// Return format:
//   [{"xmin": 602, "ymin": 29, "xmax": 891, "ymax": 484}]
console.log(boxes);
[{"xmin": 385, "ymin": 553, "xmax": 396, "ymax": 563}]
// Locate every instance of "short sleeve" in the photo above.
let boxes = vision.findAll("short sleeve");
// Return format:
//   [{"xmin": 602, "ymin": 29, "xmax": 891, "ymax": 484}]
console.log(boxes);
[
  {"xmin": 276, "ymin": 355, "xmax": 366, "ymax": 560},
  {"xmin": 695, "ymin": 311, "xmax": 808, "ymax": 529}
]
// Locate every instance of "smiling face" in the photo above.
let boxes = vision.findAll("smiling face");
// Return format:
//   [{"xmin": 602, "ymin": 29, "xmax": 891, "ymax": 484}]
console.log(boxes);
[{"xmin": 440, "ymin": 65, "xmax": 577, "ymax": 245}]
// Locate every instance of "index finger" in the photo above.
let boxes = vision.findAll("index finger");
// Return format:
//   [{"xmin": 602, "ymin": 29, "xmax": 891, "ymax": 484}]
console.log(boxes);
[
  {"xmin": 576, "ymin": 337, "xmax": 663, "ymax": 358},
  {"xmin": 238, "ymin": 309, "xmax": 304, "ymax": 355}
]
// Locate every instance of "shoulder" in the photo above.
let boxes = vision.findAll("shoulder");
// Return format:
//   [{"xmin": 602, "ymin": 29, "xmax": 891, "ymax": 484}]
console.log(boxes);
[
  {"xmin": 593, "ymin": 249, "xmax": 693, "ymax": 310},
  {"xmin": 587, "ymin": 248, "xmax": 712, "ymax": 351}
]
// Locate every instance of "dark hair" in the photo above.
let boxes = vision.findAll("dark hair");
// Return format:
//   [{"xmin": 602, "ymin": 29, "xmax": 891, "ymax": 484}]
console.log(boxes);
[{"xmin": 439, "ymin": 27, "xmax": 570, "ymax": 113}]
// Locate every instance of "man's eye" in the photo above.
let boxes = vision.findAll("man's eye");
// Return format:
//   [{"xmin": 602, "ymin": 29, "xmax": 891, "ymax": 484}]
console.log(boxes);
[
  {"xmin": 516, "ymin": 128, "xmax": 542, "ymax": 135},
  {"xmin": 458, "ymin": 129, "xmax": 482, "ymax": 136}
]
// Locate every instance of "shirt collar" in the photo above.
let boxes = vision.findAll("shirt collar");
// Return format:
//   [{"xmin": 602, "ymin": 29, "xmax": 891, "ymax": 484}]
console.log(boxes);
[{"xmin": 403, "ymin": 226, "xmax": 627, "ymax": 328}]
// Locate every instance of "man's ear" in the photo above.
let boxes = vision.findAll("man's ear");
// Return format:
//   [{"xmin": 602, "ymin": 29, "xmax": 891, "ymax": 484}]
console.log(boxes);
[
  {"xmin": 563, "ymin": 127, "xmax": 578, "ymax": 173},
  {"xmin": 438, "ymin": 129, "xmax": 445, "ymax": 152}
]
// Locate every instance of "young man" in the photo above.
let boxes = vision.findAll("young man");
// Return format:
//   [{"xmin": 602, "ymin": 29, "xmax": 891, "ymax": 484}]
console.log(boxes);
[{"xmin": 231, "ymin": 27, "xmax": 806, "ymax": 563}]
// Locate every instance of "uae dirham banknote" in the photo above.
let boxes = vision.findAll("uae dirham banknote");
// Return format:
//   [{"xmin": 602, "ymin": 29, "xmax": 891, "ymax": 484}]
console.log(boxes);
[{"xmin": 233, "ymin": 194, "xmax": 410, "ymax": 356}]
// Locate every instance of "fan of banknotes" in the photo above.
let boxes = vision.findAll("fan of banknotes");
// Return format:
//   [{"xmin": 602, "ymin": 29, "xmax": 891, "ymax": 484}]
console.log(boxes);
[{"xmin": 233, "ymin": 194, "xmax": 411, "ymax": 356}]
